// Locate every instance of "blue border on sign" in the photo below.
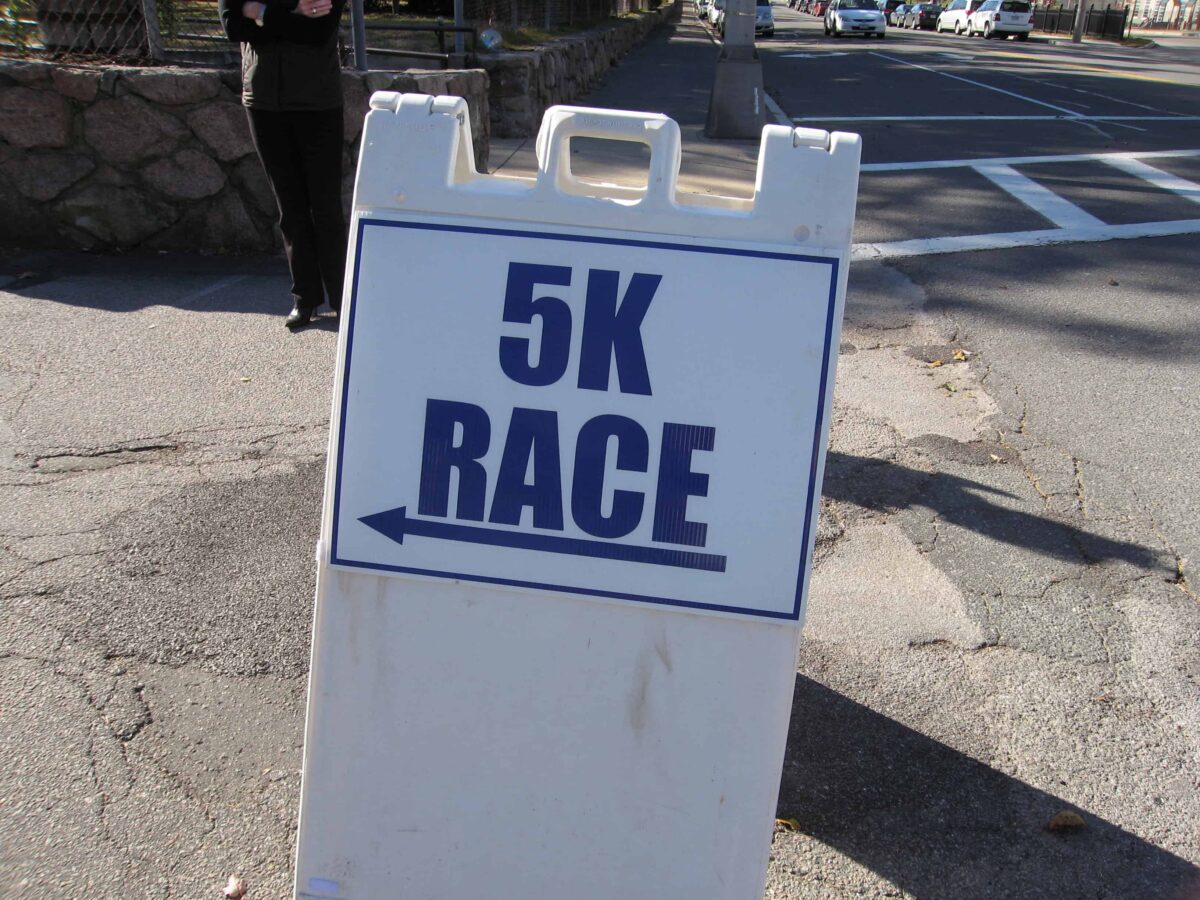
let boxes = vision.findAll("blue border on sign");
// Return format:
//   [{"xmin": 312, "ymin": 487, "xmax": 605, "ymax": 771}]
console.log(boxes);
[{"xmin": 330, "ymin": 218, "xmax": 840, "ymax": 621}]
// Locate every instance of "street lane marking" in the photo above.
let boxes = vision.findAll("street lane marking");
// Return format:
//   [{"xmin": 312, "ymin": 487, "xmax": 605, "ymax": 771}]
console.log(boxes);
[
  {"xmin": 859, "ymin": 148, "xmax": 1200, "ymax": 173},
  {"xmin": 791, "ymin": 114, "xmax": 1200, "ymax": 123},
  {"xmin": 852, "ymin": 218, "xmax": 1200, "ymax": 260},
  {"xmin": 1100, "ymin": 157, "xmax": 1200, "ymax": 205},
  {"xmin": 851, "ymin": 149, "xmax": 1200, "ymax": 259},
  {"xmin": 763, "ymin": 92, "xmax": 792, "ymax": 126},
  {"xmin": 973, "ymin": 164, "xmax": 1105, "ymax": 228},
  {"xmin": 869, "ymin": 51, "xmax": 1086, "ymax": 117}
]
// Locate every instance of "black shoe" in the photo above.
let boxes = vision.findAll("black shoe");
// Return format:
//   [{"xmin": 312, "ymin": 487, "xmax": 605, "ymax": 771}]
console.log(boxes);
[{"xmin": 285, "ymin": 305, "xmax": 316, "ymax": 330}]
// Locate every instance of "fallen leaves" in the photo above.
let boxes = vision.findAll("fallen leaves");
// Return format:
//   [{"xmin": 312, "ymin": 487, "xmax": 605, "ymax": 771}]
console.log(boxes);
[
  {"xmin": 223, "ymin": 875, "xmax": 248, "ymax": 898},
  {"xmin": 952, "ymin": 349, "xmax": 969, "ymax": 362},
  {"xmin": 775, "ymin": 817, "xmax": 801, "ymax": 832},
  {"xmin": 1046, "ymin": 810, "xmax": 1086, "ymax": 833}
]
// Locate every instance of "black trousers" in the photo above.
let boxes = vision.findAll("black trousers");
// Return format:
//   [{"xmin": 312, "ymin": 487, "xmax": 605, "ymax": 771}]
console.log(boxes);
[{"xmin": 247, "ymin": 107, "xmax": 347, "ymax": 311}]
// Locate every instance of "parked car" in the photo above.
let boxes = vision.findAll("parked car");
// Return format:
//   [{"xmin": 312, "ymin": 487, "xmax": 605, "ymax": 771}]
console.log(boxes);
[
  {"xmin": 936, "ymin": 0, "xmax": 983, "ymax": 32},
  {"xmin": 812, "ymin": 0, "xmax": 829, "ymax": 15},
  {"xmin": 709, "ymin": 0, "xmax": 725, "ymax": 27},
  {"xmin": 756, "ymin": 0, "xmax": 776, "ymax": 36},
  {"xmin": 902, "ymin": 2, "xmax": 942, "ymax": 27},
  {"xmin": 697, "ymin": 0, "xmax": 711, "ymax": 19},
  {"xmin": 825, "ymin": 0, "xmax": 887, "ymax": 36},
  {"xmin": 966, "ymin": 0, "xmax": 1033, "ymax": 37},
  {"xmin": 883, "ymin": 0, "xmax": 908, "ymax": 24}
]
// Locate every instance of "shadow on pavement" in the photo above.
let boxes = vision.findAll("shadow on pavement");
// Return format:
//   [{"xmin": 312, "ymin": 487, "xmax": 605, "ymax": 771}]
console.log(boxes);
[
  {"xmin": 823, "ymin": 451, "xmax": 1172, "ymax": 572},
  {"xmin": 778, "ymin": 675, "xmax": 1200, "ymax": 899},
  {"xmin": 0, "ymin": 249, "xmax": 291, "ymax": 314}
]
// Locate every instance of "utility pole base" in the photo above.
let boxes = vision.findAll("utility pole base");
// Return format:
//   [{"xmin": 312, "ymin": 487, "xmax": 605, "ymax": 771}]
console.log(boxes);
[{"xmin": 705, "ymin": 50, "xmax": 767, "ymax": 139}]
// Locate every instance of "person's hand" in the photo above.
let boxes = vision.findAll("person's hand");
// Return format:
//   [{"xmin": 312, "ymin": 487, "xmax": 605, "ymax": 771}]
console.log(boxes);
[
  {"xmin": 294, "ymin": 0, "xmax": 334, "ymax": 16},
  {"xmin": 242, "ymin": 1, "xmax": 265, "ymax": 19}
]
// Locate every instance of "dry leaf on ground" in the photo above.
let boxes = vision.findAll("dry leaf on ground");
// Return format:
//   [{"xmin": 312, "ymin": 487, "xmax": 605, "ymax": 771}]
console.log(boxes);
[{"xmin": 1047, "ymin": 810, "xmax": 1086, "ymax": 832}]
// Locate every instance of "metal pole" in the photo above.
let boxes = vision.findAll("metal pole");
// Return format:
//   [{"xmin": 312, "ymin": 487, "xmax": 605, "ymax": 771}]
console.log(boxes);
[
  {"xmin": 352, "ymin": 0, "xmax": 368, "ymax": 71},
  {"xmin": 142, "ymin": 0, "xmax": 165, "ymax": 61},
  {"xmin": 454, "ymin": 0, "xmax": 465, "ymax": 54},
  {"xmin": 1071, "ymin": 0, "xmax": 1090, "ymax": 39}
]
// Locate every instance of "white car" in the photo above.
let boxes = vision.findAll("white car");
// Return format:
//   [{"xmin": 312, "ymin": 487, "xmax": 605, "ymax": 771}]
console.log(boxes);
[
  {"xmin": 825, "ymin": 0, "xmax": 887, "ymax": 37},
  {"xmin": 966, "ymin": 0, "xmax": 1033, "ymax": 37},
  {"xmin": 756, "ymin": 0, "xmax": 776, "ymax": 36},
  {"xmin": 696, "ymin": 0, "xmax": 711, "ymax": 18},
  {"xmin": 709, "ymin": 0, "xmax": 725, "ymax": 26},
  {"xmin": 936, "ymin": 0, "xmax": 983, "ymax": 32}
]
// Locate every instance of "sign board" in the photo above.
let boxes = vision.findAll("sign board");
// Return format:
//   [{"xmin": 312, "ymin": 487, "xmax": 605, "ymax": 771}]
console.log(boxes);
[
  {"xmin": 296, "ymin": 95, "xmax": 860, "ymax": 900},
  {"xmin": 332, "ymin": 218, "xmax": 841, "ymax": 620}
]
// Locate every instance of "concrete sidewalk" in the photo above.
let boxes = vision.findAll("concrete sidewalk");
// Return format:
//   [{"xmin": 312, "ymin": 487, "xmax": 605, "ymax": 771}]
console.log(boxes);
[{"xmin": 489, "ymin": 12, "xmax": 769, "ymax": 198}]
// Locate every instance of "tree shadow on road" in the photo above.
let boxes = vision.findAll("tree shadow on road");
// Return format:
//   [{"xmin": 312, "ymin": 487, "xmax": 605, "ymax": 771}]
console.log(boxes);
[
  {"xmin": 777, "ymin": 675, "xmax": 1200, "ymax": 899},
  {"xmin": 823, "ymin": 450, "xmax": 1173, "ymax": 573}
]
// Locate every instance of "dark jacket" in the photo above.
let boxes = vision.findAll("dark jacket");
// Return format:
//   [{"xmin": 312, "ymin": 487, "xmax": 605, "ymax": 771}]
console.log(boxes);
[{"xmin": 218, "ymin": 0, "xmax": 346, "ymax": 111}]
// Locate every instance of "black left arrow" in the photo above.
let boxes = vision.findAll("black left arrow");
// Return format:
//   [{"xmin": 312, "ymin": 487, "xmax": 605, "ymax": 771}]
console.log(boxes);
[{"xmin": 359, "ymin": 507, "xmax": 727, "ymax": 573}]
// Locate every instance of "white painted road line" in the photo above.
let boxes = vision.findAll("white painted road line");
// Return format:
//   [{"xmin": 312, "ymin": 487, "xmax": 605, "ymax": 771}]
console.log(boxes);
[
  {"xmin": 973, "ymin": 164, "xmax": 1105, "ymax": 229},
  {"xmin": 792, "ymin": 115, "xmax": 1200, "ymax": 124},
  {"xmin": 860, "ymin": 148, "xmax": 1200, "ymax": 173},
  {"xmin": 1101, "ymin": 157, "xmax": 1200, "ymax": 205},
  {"xmin": 869, "ymin": 51, "xmax": 1087, "ymax": 117},
  {"xmin": 851, "ymin": 218, "xmax": 1200, "ymax": 261},
  {"xmin": 763, "ymin": 92, "xmax": 792, "ymax": 127}
]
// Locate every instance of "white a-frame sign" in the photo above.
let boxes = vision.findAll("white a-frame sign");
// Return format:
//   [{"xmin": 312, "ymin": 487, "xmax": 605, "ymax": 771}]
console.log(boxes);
[{"xmin": 295, "ymin": 93, "xmax": 860, "ymax": 900}]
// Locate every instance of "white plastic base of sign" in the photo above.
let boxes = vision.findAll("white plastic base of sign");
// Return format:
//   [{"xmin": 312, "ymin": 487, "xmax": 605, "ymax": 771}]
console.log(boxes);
[{"xmin": 296, "ymin": 567, "xmax": 798, "ymax": 899}]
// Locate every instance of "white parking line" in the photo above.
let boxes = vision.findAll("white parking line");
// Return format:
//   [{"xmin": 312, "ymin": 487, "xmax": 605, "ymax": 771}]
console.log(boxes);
[
  {"xmin": 973, "ymin": 163, "xmax": 1105, "ymax": 228},
  {"xmin": 869, "ymin": 51, "xmax": 1088, "ymax": 117},
  {"xmin": 1100, "ymin": 157, "xmax": 1200, "ymax": 205}
]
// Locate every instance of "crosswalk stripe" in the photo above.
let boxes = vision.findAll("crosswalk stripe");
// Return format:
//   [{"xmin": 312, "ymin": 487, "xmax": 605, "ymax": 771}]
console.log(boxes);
[
  {"xmin": 1099, "ymin": 157, "xmax": 1200, "ymax": 206},
  {"xmin": 860, "ymin": 148, "xmax": 1200, "ymax": 173},
  {"xmin": 973, "ymin": 164, "xmax": 1105, "ymax": 229},
  {"xmin": 851, "ymin": 218, "xmax": 1200, "ymax": 260},
  {"xmin": 851, "ymin": 148, "xmax": 1200, "ymax": 259}
]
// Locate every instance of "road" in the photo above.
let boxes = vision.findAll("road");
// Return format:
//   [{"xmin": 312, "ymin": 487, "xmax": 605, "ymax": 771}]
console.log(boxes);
[
  {"xmin": 2, "ymin": 7, "xmax": 1199, "ymax": 898},
  {"xmin": 748, "ymin": 8, "xmax": 1200, "ymax": 897}
]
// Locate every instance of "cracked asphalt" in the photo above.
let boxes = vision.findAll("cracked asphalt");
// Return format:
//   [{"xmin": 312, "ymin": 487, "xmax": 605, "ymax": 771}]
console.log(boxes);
[{"xmin": 4, "ymin": 17, "xmax": 1200, "ymax": 899}]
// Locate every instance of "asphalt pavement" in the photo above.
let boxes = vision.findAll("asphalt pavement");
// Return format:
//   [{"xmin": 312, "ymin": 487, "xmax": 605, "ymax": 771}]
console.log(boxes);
[{"xmin": 3, "ymin": 6, "xmax": 1200, "ymax": 898}]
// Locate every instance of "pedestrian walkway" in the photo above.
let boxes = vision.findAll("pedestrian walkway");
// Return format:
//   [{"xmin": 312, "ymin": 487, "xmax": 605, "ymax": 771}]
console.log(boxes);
[{"xmin": 853, "ymin": 147, "xmax": 1200, "ymax": 259}]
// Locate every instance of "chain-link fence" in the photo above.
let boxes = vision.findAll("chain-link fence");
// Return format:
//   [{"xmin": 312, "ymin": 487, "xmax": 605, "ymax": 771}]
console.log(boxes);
[
  {"xmin": 0, "ymin": 0, "xmax": 230, "ymax": 62},
  {"xmin": 0, "ymin": 0, "xmax": 659, "ymax": 64}
]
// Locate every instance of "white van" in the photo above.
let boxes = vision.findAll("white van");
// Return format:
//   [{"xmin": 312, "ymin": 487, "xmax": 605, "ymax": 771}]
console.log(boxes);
[{"xmin": 966, "ymin": 0, "xmax": 1034, "ymax": 37}]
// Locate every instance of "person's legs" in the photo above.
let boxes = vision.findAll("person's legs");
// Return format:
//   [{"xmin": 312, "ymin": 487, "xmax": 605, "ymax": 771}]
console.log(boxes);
[
  {"xmin": 246, "ymin": 108, "xmax": 325, "ymax": 313},
  {"xmin": 296, "ymin": 107, "xmax": 347, "ymax": 312}
]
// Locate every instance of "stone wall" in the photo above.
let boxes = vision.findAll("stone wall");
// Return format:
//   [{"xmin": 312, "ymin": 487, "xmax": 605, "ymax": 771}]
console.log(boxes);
[
  {"xmin": 0, "ymin": 61, "xmax": 489, "ymax": 252},
  {"xmin": 483, "ymin": 2, "xmax": 680, "ymax": 138}
]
